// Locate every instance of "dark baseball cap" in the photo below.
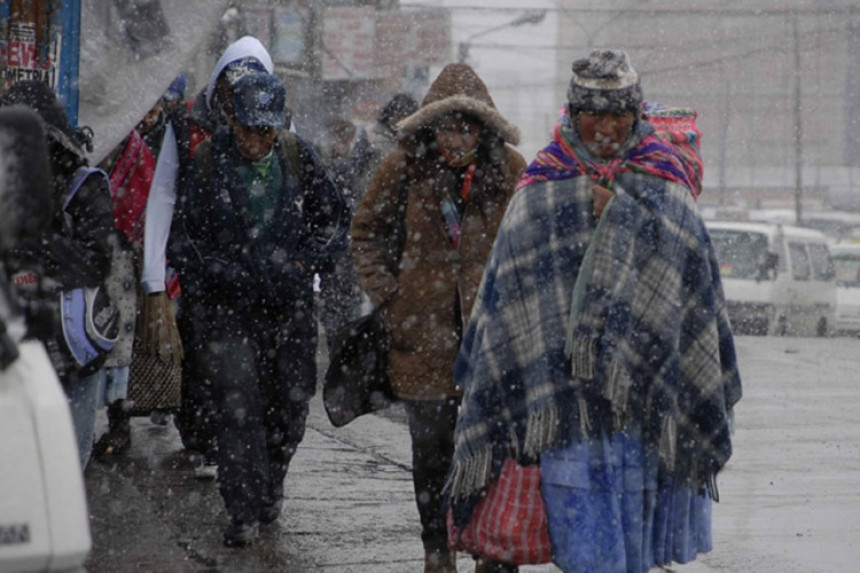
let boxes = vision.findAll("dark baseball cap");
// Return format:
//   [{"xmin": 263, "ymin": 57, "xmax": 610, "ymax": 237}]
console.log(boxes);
[{"xmin": 232, "ymin": 72, "xmax": 286, "ymax": 129}]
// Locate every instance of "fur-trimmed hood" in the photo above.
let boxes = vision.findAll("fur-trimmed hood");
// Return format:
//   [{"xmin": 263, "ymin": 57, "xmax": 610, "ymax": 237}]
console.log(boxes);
[{"xmin": 397, "ymin": 63, "xmax": 520, "ymax": 145}]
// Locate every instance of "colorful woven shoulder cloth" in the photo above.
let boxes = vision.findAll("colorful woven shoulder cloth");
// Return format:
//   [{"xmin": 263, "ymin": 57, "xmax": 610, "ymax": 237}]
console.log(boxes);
[
  {"xmin": 518, "ymin": 103, "xmax": 704, "ymax": 200},
  {"xmin": 642, "ymin": 102, "xmax": 703, "ymax": 199}
]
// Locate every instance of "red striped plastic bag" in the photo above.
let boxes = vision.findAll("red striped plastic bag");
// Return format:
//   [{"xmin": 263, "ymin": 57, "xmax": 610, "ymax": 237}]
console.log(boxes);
[{"xmin": 447, "ymin": 458, "xmax": 552, "ymax": 565}]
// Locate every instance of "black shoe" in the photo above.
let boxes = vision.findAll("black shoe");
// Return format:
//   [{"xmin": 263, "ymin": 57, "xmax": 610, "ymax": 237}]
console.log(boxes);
[
  {"xmin": 92, "ymin": 429, "xmax": 132, "ymax": 458},
  {"xmin": 93, "ymin": 423, "xmax": 132, "ymax": 458},
  {"xmin": 259, "ymin": 498, "xmax": 283, "ymax": 524},
  {"xmin": 223, "ymin": 521, "xmax": 258, "ymax": 548},
  {"xmin": 94, "ymin": 402, "xmax": 132, "ymax": 458}
]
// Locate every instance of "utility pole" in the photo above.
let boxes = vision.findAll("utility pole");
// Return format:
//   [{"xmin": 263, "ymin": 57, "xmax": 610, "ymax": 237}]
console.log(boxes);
[
  {"xmin": 458, "ymin": 10, "xmax": 546, "ymax": 65},
  {"xmin": 793, "ymin": 12, "xmax": 804, "ymax": 224},
  {"xmin": 717, "ymin": 21, "xmax": 729, "ymax": 207}
]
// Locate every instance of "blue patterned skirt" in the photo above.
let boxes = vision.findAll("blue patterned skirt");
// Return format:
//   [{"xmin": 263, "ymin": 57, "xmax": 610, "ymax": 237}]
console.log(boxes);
[{"xmin": 540, "ymin": 428, "xmax": 712, "ymax": 573}]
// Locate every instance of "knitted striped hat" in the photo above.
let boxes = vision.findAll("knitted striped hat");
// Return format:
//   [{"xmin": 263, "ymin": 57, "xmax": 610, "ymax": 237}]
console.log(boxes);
[{"xmin": 567, "ymin": 50, "xmax": 643, "ymax": 114}]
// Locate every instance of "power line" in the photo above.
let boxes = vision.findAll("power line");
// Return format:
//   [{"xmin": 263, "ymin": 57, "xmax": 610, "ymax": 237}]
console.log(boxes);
[
  {"xmin": 470, "ymin": 20, "xmax": 846, "ymax": 52},
  {"xmin": 400, "ymin": 4, "xmax": 860, "ymax": 17},
  {"xmin": 463, "ymin": 23, "xmax": 848, "ymax": 81}
]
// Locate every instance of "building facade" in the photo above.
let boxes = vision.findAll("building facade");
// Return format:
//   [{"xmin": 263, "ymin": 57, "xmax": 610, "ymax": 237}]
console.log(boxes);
[{"xmin": 225, "ymin": 0, "xmax": 450, "ymax": 138}]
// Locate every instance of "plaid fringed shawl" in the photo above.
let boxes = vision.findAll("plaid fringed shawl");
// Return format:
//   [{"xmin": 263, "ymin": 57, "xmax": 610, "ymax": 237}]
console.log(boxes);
[{"xmin": 446, "ymin": 121, "xmax": 742, "ymax": 527}]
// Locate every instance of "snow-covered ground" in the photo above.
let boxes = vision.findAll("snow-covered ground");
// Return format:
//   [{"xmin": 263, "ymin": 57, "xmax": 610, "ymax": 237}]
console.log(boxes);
[
  {"xmin": 680, "ymin": 336, "xmax": 860, "ymax": 572},
  {"xmin": 330, "ymin": 335, "xmax": 860, "ymax": 572}
]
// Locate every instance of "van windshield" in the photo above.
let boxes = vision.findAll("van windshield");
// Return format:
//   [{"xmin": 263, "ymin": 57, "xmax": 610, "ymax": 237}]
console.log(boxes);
[
  {"xmin": 710, "ymin": 230, "xmax": 770, "ymax": 280},
  {"xmin": 832, "ymin": 253, "xmax": 860, "ymax": 287}
]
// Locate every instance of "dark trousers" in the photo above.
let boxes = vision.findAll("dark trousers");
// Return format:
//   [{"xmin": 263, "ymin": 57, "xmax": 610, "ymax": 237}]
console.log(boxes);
[
  {"xmin": 174, "ymin": 299, "xmax": 218, "ymax": 459},
  {"xmin": 403, "ymin": 397, "xmax": 459, "ymax": 554},
  {"xmin": 404, "ymin": 398, "xmax": 520, "ymax": 572},
  {"xmin": 197, "ymin": 303, "xmax": 316, "ymax": 524}
]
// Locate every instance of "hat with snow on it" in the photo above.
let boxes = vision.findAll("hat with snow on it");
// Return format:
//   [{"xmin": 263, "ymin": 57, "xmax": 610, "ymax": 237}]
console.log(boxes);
[
  {"xmin": 223, "ymin": 56, "xmax": 269, "ymax": 86},
  {"xmin": 567, "ymin": 49, "xmax": 643, "ymax": 115},
  {"xmin": 232, "ymin": 72, "xmax": 286, "ymax": 129}
]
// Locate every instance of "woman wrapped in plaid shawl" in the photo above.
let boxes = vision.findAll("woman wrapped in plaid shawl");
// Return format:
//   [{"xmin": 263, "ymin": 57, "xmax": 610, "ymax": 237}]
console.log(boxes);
[{"xmin": 446, "ymin": 50, "xmax": 742, "ymax": 572}]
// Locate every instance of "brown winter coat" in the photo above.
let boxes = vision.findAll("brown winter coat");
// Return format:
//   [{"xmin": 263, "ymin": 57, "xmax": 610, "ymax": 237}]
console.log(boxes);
[{"xmin": 351, "ymin": 64, "xmax": 526, "ymax": 401}]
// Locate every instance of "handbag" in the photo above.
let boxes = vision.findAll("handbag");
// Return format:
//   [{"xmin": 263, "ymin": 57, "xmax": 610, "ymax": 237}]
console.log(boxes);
[
  {"xmin": 447, "ymin": 458, "xmax": 552, "ymax": 565},
  {"xmin": 126, "ymin": 288, "xmax": 182, "ymax": 416},
  {"xmin": 323, "ymin": 310, "xmax": 394, "ymax": 427},
  {"xmin": 322, "ymin": 154, "xmax": 409, "ymax": 427}
]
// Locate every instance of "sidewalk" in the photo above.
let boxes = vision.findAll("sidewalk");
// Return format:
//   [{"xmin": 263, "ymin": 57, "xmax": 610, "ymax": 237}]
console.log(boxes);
[
  {"xmin": 85, "ymin": 397, "xmax": 412, "ymax": 572},
  {"xmin": 84, "ymin": 394, "xmax": 557, "ymax": 572}
]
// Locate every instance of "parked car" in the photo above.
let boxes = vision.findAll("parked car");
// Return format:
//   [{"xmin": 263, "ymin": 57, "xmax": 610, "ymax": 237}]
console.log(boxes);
[
  {"xmin": 830, "ymin": 244, "xmax": 860, "ymax": 336},
  {"xmin": 707, "ymin": 221, "xmax": 836, "ymax": 336},
  {"xmin": 799, "ymin": 211, "xmax": 860, "ymax": 244},
  {"xmin": 744, "ymin": 209, "xmax": 860, "ymax": 244}
]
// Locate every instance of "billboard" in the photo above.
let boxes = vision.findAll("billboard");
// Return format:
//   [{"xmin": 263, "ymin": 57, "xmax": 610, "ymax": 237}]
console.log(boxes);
[
  {"xmin": 322, "ymin": 7, "xmax": 450, "ymax": 81},
  {"xmin": 0, "ymin": 1, "xmax": 76, "ymax": 121},
  {"xmin": 322, "ymin": 7, "xmax": 377, "ymax": 81}
]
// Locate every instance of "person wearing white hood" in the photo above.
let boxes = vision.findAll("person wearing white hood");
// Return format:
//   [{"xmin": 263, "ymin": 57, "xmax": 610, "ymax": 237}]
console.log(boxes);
[{"xmin": 139, "ymin": 36, "xmax": 275, "ymax": 477}]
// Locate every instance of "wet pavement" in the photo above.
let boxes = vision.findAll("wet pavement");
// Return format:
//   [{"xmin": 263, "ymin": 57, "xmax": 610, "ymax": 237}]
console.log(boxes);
[
  {"xmin": 82, "ymin": 333, "xmax": 558, "ymax": 573},
  {"xmin": 81, "ymin": 336, "xmax": 860, "ymax": 572},
  {"xmin": 84, "ymin": 397, "xmax": 426, "ymax": 572},
  {"xmin": 84, "ymin": 395, "xmax": 561, "ymax": 572}
]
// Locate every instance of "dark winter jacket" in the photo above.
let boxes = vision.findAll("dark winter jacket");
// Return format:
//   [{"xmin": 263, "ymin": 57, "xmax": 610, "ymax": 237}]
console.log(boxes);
[
  {"xmin": 350, "ymin": 64, "xmax": 526, "ymax": 401},
  {"xmin": 0, "ymin": 81, "xmax": 114, "ymax": 291},
  {"xmin": 10, "ymin": 164, "xmax": 113, "ymax": 291},
  {"xmin": 170, "ymin": 127, "xmax": 347, "ymax": 312}
]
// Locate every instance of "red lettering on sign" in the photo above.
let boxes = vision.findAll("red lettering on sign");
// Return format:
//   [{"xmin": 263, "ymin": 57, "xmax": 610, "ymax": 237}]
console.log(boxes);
[{"xmin": 4, "ymin": 41, "xmax": 53, "ymax": 70}]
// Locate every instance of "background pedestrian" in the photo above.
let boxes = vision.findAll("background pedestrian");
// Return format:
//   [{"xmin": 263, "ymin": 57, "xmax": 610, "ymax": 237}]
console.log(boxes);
[{"xmin": 1, "ymin": 80, "xmax": 116, "ymax": 471}]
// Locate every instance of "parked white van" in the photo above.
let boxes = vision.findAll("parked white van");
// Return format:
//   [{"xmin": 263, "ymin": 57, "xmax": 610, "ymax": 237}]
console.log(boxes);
[
  {"xmin": 707, "ymin": 221, "xmax": 837, "ymax": 336},
  {"xmin": 830, "ymin": 244, "xmax": 860, "ymax": 336}
]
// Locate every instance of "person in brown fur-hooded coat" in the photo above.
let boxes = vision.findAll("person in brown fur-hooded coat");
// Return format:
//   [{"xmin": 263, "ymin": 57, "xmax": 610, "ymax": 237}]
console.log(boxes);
[{"xmin": 351, "ymin": 63, "xmax": 526, "ymax": 573}]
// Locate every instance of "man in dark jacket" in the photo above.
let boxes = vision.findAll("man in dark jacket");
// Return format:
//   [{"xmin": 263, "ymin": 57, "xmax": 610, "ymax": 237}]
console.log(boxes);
[
  {"xmin": 170, "ymin": 72, "xmax": 347, "ymax": 547},
  {"xmin": 144, "ymin": 37, "xmax": 275, "ymax": 476}
]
